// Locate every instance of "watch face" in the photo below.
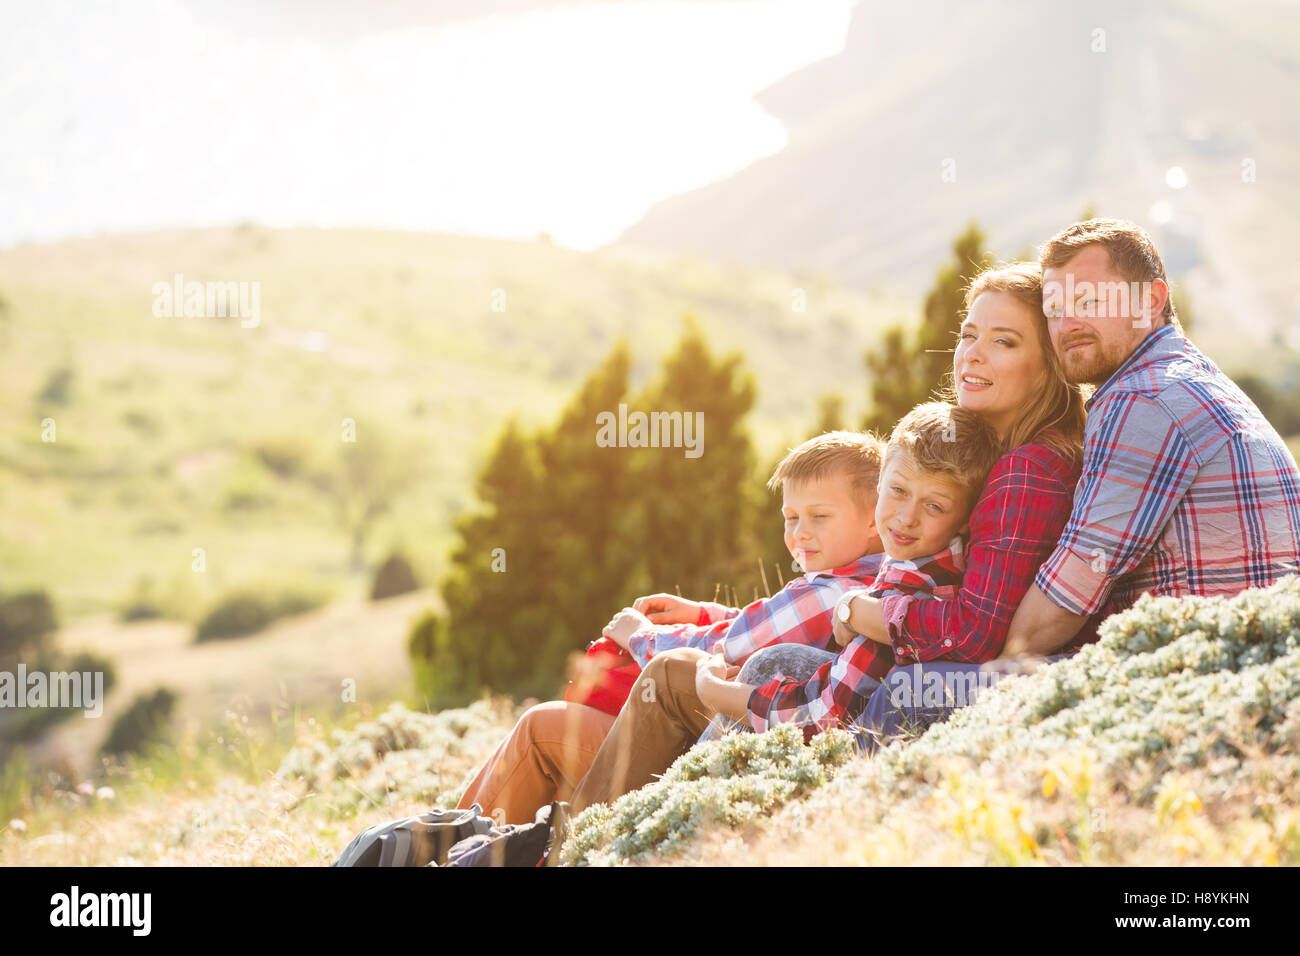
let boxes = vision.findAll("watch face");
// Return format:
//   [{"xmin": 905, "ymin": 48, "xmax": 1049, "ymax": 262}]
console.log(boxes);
[{"xmin": 838, "ymin": 600, "xmax": 851, "ymax": 622}]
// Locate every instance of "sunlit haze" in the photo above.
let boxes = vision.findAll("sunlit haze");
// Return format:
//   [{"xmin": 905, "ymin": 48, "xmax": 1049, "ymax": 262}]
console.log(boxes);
[{"xmin": 1, "ymin": 0, "xmax": 856, "ymax": 250}]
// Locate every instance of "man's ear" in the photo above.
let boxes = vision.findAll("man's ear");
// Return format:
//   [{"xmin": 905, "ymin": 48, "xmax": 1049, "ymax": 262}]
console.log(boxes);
[{"xmin": 1144, "ymin": 278, "xmax": 1171, "ymax": 329}]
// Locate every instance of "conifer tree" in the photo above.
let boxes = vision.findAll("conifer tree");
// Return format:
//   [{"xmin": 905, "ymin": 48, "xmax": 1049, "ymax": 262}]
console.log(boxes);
[{"xmin": 633, "ymin": 318, "xmax": 758, "ymax": 606}]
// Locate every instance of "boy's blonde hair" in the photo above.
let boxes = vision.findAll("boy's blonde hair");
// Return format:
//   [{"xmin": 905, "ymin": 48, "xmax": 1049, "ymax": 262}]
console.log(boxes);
[
  {"xmin": 767, "ymin": 430, "xmax": 886, "ymax": 510},
  {"xmin": 882, "ymin": 402, "xmax": 1003, "ymax": 507}
]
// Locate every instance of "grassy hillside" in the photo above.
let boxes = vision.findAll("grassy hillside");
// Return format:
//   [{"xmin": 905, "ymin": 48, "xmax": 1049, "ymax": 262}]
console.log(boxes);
[
  {"xmin": 7, "ymin": 578, "xmax": 1298, "ymax": 866},
  {"xmin": 0, "ymin": 227, "xmax": 909, "ymax": 621}
]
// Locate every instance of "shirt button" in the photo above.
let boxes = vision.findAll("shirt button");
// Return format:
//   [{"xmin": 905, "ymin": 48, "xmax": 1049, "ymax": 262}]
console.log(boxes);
[{"xmin": 943, "ymin": 639, "xmax": 952, "ymax": 647}]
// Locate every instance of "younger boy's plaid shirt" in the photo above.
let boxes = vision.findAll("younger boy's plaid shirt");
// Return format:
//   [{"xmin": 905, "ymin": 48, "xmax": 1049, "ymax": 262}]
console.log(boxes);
[
  {"xmin": 625, "ymin": 553, "xmax": 885, "ymax": 670},
  {"xmin": 748, "ymin": 537, "xmax": 966, "ymax": 738},
  {"xmin": 1036, "ymin": 323, "xmax": 1300, "ymax": 618}
]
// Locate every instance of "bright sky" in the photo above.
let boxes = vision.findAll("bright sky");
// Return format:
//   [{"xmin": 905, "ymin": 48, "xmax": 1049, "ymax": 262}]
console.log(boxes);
[{"xmin": 0, "ymin": 0, "xmax": 857, "ymax": 251}]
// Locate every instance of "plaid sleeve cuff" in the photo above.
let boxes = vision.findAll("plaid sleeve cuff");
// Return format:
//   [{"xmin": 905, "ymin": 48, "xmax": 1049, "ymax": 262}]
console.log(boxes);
[
  {"xmin": 1035, "ymin": 544, "xmax": 1114, "ymax": 617},
  {"xmin": 880, "ymin": 592, "xmax": 917, "ymax": 663},
  {"xmin": 747, "ymin": 680, "xmax": 778, "ymax": 734},
  {"xmin": 698, "ymin": 602, "xmax": 737, "ymax": 625}
]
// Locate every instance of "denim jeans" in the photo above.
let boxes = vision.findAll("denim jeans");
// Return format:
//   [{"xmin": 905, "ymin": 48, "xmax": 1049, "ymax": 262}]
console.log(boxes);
[{"xmin": 851, "ymin": 655, "xmax": 1071, "ymax": 753}]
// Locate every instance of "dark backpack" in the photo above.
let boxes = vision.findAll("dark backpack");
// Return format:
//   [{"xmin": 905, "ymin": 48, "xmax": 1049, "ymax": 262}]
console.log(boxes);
[
  {"xmin": 331, "ymin": 805, "xmax": 494, "ymax": 867},
  {"xmin": 445, "ymin": 801, "xmax": 571, "ymax": 868}
]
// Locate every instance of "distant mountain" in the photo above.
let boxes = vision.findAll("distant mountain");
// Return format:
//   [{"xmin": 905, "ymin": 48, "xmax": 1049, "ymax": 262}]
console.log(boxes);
[{"xmin": 614, "ymin": 0, "xmax": 1300, "ymax": 359}]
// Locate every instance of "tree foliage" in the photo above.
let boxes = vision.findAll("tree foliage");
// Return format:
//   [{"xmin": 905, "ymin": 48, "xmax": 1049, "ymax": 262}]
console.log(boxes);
[{"xmin": 414, "ymin": 324, "xmax": 760, "ymax": 706}]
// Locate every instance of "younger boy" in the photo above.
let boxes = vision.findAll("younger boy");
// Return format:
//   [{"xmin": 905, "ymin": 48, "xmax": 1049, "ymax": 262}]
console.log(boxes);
[
  {"xmin": 568, "ymin": 402, "xmax": 1003, "ymax": 811},
  {"xmin": 458, "ymin": 430, "xmax": 888, "ymax": 823}
]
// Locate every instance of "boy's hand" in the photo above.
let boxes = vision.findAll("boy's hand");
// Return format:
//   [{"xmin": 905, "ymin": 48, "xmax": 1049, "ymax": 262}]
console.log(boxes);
[
  {"xmin": 696, "ymin": 653, "xmax": 747, "ymax": 718},
  {"xmin": 601, "ymin": 607, "xmax": 653, "ymax": 651},
  {"xmin": 695, "ymin": 653, "xmax": 740, "ymax": 696},
  {"xmin": 632, "ymin": 593, "xmax": 703, "ymax": 625}
]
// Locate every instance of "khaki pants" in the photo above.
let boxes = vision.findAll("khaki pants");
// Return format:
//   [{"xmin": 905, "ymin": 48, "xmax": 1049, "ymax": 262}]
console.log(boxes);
[
  {"xmin": 570, "ymin": 647, "xmax": 715, "ymax": 813},
  {"xmin": 456, "ymin": 700, "xmax": 616, "ymax": 825}
]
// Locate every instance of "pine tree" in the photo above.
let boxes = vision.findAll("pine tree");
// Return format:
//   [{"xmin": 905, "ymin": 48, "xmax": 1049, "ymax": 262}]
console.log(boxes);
[
  {"xmin": 633, "ymin": 318, "xmax": 758, "ymax": 607},
  {"xmin": 414, "ymin": 345, "xmax": 637, "ymax": 704}
]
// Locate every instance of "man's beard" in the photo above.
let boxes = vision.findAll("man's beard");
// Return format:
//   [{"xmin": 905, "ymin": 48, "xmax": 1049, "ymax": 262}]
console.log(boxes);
[{"xmin": 1060, "ymin": 341, "xmax": 1120, "ymax": 387}]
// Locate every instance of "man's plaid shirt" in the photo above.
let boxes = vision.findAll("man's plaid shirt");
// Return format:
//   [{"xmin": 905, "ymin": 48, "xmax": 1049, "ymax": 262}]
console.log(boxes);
[{"xmin": 1036, "ymin": 323, "xmax": 1300, "ymax": 617}]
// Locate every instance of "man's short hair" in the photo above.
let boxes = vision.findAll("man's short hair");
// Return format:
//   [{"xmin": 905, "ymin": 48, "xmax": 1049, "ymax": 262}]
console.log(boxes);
[
  {"xmin": 1040, "ymin": 218, "xmax": 1180, "ymax": 330},
  {"xmin": 882, "ymin": 402, "xmax": 1003, "ymax": 507},
  {"xmin": 768, "ymin": 430, "xmax": 885, "ymax": 509}
]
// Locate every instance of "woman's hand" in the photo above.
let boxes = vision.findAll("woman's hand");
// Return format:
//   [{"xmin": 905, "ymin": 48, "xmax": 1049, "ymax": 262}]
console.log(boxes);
[
  {"xmin": 632, "ymin": 593, "xmax": 703, "ymax": 625},
  {"xmin": 601, "ymin": 607, "xmax": 652, "ymax": 650}
]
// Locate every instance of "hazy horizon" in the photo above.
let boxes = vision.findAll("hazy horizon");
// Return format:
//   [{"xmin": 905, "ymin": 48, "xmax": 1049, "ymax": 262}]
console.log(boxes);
[{"xmin": 0, "ymin": 0, "xmax": 856, "ymax": 252}]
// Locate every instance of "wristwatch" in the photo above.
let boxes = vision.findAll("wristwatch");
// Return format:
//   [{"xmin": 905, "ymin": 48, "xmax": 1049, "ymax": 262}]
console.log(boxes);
[{"xmin": 836, "ymin": 593, "xmax": 858, "ymax": 624}]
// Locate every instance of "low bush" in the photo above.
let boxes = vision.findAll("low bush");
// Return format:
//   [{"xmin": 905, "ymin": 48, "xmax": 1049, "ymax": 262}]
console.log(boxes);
[
  {"xmin": 370, "ymin": 551, "xmax": 420, "ymax": 601},
  {"xmin": 0, "ymin": 590, "xmax": 58, "ymax": 663},
  {"xmin": 101, "ymin": 687, "xmax": 176, "ymax": 757},
  {"xmin": 194, "ymin": 585, "xmax": 328, "ymax": 642}
]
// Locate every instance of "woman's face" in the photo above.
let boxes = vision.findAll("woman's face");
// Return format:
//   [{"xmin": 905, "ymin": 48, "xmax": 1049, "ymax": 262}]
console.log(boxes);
[{"xmin": 953, "ymin": 291, "xmax": 1048, "ymax": 440}]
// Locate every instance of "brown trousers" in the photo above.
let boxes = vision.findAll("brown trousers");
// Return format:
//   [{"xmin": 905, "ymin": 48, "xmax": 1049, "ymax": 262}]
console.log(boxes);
[
  {"xmin": 456, "ymin": 700, "xmax": 616, "ymax": 825},
  {"xmin": 570, "ymin": 647, "xmax": 715, "ymax": 813}
]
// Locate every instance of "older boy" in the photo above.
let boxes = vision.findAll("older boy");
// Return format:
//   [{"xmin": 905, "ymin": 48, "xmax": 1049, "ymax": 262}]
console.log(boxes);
[{"xmin": 569, "ymin": 403, "xmax": 1003, "ymax": 811}]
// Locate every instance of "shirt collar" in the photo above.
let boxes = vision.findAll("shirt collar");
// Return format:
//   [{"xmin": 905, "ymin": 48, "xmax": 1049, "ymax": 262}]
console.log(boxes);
[
  {"xmin": 1085, "ymin": 323, "xmax": 1180, "ymax": 412},
  {"xmin": 807, "ymin": 551, "xmax": 885, "ymax": 581},
  {"xmin": 880, "ymin": 534, "xmax": 965, "ymax": 574}
]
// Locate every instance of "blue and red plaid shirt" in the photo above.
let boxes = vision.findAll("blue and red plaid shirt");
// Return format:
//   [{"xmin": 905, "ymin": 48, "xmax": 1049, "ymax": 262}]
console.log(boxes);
[
  {"xmin": 877, "ymin": 437, "xmax": 1089, "ymax": 664},
  {"xmin": 625, "ymin": 553, "xmax": 885, "ymax": 669},
  {"xmin": 748, "ymin": 537, "xmax": 966, "ymax": 737},
  {"xmin": 1036, "ymin": 324, "xmax": 1300, "ymax": 617}
]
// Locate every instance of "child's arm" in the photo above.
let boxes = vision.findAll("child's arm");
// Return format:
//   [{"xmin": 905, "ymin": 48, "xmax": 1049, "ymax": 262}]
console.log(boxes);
[
  {"xmin": 714, "ymin": 573, "xmax": 866, "ymax": 664},
  {"xmin": 633, "ymin": 592, "xmax": 737, "ymax": 625},
  {"xmin": 695, "ymin": 654, "xmax": 753, "ymax": 721}
]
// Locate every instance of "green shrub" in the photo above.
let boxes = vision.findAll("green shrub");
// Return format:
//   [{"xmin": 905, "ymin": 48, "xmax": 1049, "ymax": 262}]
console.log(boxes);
[
  {"xmin": 36, "ymin": 364, "xmax": 75, "ymax": 406},
  {"xmin": 118, "ymin": 578, "xmax": 163, "ymax": 622},
  {"xmin": 275, "ymin": 699, "xmax": 517, "ymax": 814},
  {"xmin": 0, "ymin": 590, "xmax": 58, "ymax": 663},
  {"xmin": 194, "ymin": 585, "xmax": 328, "ymax": 642},
  {"xmin": 220, "ymin": 457, "xmax": 275, "ymax": 511},
  {"xmin": 6, "ymin": 651, "xmax": 117, "ymax": 741},
  {"xmin": 101, "ymin": 687, "xmax": 176, "ymax": 757},
  {"xmin": 562, "ymin": 723, "xmax": 856, "ymax": 866},
  {"xmin": 250, "ymin": 435, "xmax": 313, "ymax": 479},
  {"xmin": 370, "ymin": 551, "xmax": 420, "ymax": 601}
]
